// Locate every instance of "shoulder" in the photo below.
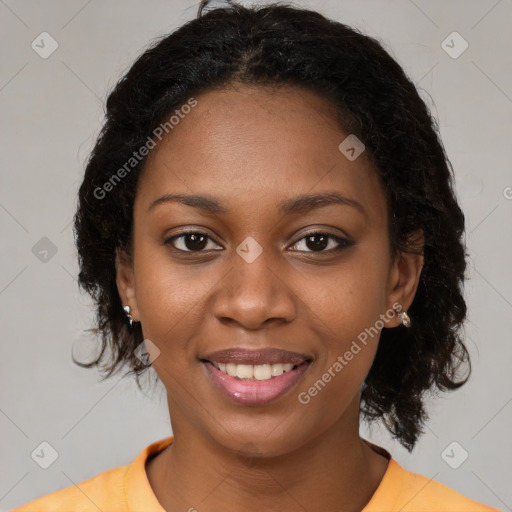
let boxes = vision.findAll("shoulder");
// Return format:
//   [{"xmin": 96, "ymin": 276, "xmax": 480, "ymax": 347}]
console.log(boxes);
[
  {"xmin": 10, "ymin": 465, "xmax": 128, "ymax": 512},
  {"xmin": 10, "ymin": 436, "xmax": 173, "ymax": 512},
  {"xmin": 371, "ymin": 458, "xmax": 502, "ymax": 512}
]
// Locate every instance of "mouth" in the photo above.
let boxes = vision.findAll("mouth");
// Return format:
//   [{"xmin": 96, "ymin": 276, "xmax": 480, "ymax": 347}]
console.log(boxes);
[
  {"xmin": 207, "ymin": 360, "xmax": 307, "ymax": 379},
  {"xmin": 199, "ymin": 347, "xmax": 312, "ymax": 406}
]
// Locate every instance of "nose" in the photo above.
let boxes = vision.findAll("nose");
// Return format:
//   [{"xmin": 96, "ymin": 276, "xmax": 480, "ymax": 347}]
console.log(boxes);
[{"xmin": 212, "ymin": 246, "xmax": 297, "ymax": 330}]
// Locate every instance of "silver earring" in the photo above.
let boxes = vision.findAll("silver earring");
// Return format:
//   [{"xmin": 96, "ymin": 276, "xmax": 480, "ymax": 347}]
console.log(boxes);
[
  {"xmin": 123, "ymin": 305, "xmax": 134, "ymax": 327},
  {"xmin": 398, "ymin": 310, "xmax": 411, "ymax": 328}
]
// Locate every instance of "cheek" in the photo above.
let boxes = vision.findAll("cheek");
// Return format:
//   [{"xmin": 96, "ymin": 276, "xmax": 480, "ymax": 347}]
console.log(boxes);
[
  {"xmin": 313, "ymin": 243, "xmax": 390, "ymax": 334},
  {"xmin": 305, "ymin": 241, "xmax": 390, "ymax": 382},
  {"xmin": 133, "ymin": 236, "xmax": 201, "ymax": 314},
  {"xmin": 132, "ymin": 249, "xmax": 203, "ymax": 397},
  {"xmin": 132, "ymin": 241, "xmax": 196, "ymax": 348}
]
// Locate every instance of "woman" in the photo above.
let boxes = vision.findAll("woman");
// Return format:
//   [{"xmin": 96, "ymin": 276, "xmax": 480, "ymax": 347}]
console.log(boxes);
[{"xmin": 13, "ymin": 1, "xmax": 501, "ymax": 510}]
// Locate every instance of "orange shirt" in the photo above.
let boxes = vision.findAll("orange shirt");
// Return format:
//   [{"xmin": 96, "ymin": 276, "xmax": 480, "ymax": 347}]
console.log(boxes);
[{"xmin": 11, "ymin": 436, "xmax": 501, "ymax": 512}]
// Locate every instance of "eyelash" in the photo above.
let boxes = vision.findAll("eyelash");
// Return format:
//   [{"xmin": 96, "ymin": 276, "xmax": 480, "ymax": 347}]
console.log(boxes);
[{"xmin": 164, "ymin": 230, "xmax": 353, "ymax": 255}]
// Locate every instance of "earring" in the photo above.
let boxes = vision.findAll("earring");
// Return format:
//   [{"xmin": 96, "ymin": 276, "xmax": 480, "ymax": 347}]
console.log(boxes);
[
  {"xmin": 123, "ymin": 305, "xmax": 134, "ymax": 327},
  {"xmin": 398, "ymin": 310, "xmax": 411, "ymax": 328}
]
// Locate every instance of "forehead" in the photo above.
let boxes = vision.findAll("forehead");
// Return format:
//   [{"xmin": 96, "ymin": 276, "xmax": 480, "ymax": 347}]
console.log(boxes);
[{"xmin": 135, "ymin": 85, "xmax": 387, "ymax": 224}]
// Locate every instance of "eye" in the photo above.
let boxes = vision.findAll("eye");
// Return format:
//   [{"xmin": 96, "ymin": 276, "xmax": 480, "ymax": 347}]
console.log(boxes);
[
  {"xmin": 165, "ymin": 231, "xmax": 222, "ymax": 252},
  {"xmin": 289, "ymin": 231, "xmax": 353, "ymax": 253},
  {"xmin": 165, "ymin": 230, "xmax": 353, "ymax": 254}
]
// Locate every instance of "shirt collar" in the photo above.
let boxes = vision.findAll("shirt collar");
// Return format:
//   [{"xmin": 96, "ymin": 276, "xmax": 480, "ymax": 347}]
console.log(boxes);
[
  {"xmin": 124, "ymin": 436, "xmax": 173, "ymax": 511},
  {"xmin": 124, "ymin": 436, "xmax": 399, "ymax": 511}
]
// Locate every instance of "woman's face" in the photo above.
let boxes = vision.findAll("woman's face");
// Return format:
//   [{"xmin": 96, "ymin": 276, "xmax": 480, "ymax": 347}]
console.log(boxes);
[{"xmin": 117, "ymin": 84, "xmax": 422, "ymax": 457}]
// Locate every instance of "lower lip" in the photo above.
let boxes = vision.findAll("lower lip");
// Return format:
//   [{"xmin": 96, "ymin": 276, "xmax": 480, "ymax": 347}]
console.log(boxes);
[{"xmin": 202, "ymin": 361, "xmax": 311, "ymax": 406}]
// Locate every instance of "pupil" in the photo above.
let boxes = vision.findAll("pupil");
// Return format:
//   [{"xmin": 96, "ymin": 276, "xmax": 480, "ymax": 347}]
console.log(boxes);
[
  {"xmin": 186, "ymin": 233, "xmax": 207, "ymax": 251},
  {"xmin": 306, "ymin": 234, "xmax": 328, "ymax": 251},
  {"xmin": 184, "ymin": 234, "xmax": 329, "ymax": 252}
]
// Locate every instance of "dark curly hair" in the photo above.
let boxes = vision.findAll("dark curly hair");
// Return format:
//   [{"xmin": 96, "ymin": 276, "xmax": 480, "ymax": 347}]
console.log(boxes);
[{"xmin": 72, "ymin": 0, "xmax": 471, "ymax": 452}]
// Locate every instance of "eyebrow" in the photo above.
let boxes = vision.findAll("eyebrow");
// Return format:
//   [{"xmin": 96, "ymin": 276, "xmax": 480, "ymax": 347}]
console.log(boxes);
[{"xmin": 147, "ymin": 192, "xmax": 366, "ymax": 217}]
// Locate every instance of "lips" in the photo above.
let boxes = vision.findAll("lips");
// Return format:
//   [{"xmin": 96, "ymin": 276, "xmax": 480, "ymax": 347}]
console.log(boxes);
[
  {"xmin": 200, "ymin": 347, "xmax": 313, "ymax": 406},
  {"xmin": 201, "ymin": 347, "xmax": 311, "ymax": 366}
]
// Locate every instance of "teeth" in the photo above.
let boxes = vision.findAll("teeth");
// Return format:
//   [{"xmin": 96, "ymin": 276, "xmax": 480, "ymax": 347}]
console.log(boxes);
[
  {"xmin": 236, "ymin": 364, "xmax": 254, "ymax": 379},
  {"xmin": 211, "ymin": 361, "xmax": 296, "ymax": 380},
  {"xmin": 226, "ymin": 363, "xmax": 237, "ymax": 377},
  {"xmin": 271, "ymin": 364, "xmax": 285, "ymax": 377},
  {"xmin": 254, "ymin": 364, "xmax": 272, "ymax": 380}
]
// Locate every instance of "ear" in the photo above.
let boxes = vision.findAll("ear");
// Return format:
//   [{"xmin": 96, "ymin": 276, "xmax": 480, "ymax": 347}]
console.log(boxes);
[
  {"xmin": 115, "ymin": 247, "xmax": 140, "ymax": 322},
  {"xmin": 385, "ymin": 229, "xmax": 424, "ymax": 328}
]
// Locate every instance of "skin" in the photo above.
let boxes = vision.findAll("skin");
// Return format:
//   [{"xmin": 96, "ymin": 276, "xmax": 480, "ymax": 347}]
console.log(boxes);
[{"xmin": 116, "ymin": 84, "xmax": 424, "ymax": 512}]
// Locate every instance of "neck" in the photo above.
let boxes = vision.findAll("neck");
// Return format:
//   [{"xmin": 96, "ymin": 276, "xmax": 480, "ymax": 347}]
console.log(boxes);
[{"xmin": 146, "ymin": 395, "xmax": 389, "ymax": 512}]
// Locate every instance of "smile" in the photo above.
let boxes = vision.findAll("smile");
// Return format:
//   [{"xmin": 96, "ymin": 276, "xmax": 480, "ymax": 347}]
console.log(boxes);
[
  {"xmin": 202, "ymin": 359, "xmax": 311, "ymax": 406},
  {"xmin": 210, "ymin": 361, "xmax": 296, "ymax": 380}
]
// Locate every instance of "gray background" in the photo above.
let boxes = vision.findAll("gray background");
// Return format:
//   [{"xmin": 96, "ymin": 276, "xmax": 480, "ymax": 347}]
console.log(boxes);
[{"xmin": 1, "ymin": 0, "xmax": 511, "ymax": 510}]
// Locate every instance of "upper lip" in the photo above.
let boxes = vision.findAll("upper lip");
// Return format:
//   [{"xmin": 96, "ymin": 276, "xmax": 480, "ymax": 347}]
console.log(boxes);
[{"xmin": 201, "ymin": 348, "xmax": 312, "ymax": 366}]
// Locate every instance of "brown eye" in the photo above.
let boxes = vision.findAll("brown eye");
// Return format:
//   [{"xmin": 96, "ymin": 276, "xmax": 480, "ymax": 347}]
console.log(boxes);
[
  {"xmin": 165, "ymin": 230, "xmax": 352, "ymax": 255},
  {"xmin": 166, "ymin": 231, "xmax": 222, "ymax": 252},
  {"xmin": 289, "ymin": 232, "xmax": 353, "ymax": 253}
]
